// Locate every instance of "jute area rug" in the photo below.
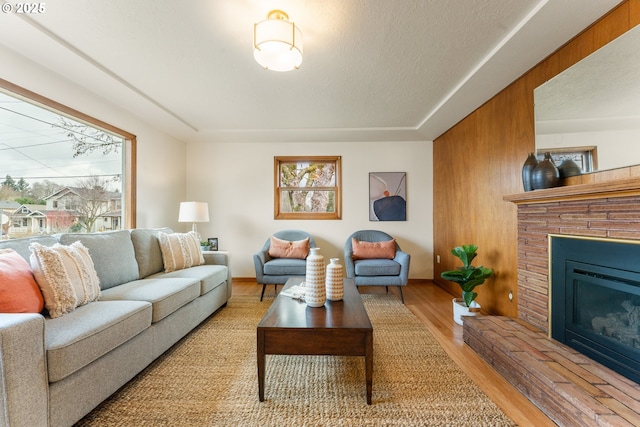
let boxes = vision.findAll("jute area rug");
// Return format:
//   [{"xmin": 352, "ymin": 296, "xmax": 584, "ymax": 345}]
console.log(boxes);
[{"xmin": 76, "ymin": 294, "xmax": 516, "ymax": 426}]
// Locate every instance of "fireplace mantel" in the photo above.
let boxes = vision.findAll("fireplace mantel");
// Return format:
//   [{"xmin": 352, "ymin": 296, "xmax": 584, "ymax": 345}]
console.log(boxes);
[{"xmin": 504, "ymin": 177, "xmax": 640, "ymax": 204}]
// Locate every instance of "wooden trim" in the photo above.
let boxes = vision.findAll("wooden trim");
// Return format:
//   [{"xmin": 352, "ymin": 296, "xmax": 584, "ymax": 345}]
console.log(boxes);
[
  {"xmin": 504, "ymin": 177, "xmax": 640, "ymax": 204},
  {"xmin": 0, "ymin": 78, "xmax": 137, "ymax": 229},
  {"xmin": 125, "ymin": 136, "xmax": 137, "ymax": 228}
]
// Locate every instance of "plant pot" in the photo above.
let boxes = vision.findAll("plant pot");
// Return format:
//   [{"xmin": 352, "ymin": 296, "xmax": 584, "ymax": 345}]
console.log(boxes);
[
  {"xmin": 452, "ymin": 298, "xmax": 481, "ymax": 326},
  {"xmin": 200, "ymin": 245, "xmax": 210, "ymax": 251}
]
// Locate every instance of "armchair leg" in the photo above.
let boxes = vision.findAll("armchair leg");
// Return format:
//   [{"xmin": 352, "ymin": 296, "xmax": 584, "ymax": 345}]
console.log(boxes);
[
  {"xmin": 260, "ymin": 284, "xmax": 279, "ymax": 301},
  {"xmin": 398, "ymin": 286, "xmax": 405, "ymax": 304}
]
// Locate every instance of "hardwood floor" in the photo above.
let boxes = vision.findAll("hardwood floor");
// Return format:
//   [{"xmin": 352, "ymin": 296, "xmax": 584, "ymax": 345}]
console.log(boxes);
[{"xmin": 233, "ymin": 279, "xmax": 555, "ymax": 426}]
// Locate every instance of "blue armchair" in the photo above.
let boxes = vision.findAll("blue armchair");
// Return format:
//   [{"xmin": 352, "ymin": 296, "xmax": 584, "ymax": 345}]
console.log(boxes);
[
  {"xmin": 344, "ymin": 230, "xmax": 410, "ymax": 304},
  {"xmin": 253, "ymin": 230, "xmax": 317, "ymax": 301}
]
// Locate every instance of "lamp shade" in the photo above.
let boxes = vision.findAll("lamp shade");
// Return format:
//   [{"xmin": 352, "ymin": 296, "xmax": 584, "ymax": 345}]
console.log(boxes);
[
  {"xmin": 178, "ymin": 202, "xmax": 209, "ymax": 223},
  {"xmin": 253, "ymin": 10, "xmax": 303, "ymax": 72}
]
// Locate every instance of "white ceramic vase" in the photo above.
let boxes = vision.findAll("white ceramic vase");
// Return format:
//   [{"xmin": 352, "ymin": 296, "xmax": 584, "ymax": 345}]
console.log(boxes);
[
  {"xmin": 305, "ymin": 248, "xmax": 326, "ymax": 307},
  {"xmin": 325, "ymin": 258, "xmax": 344, "ymax": 301},
  {"xmin": 452, "ymin": 298, "xmax": 481, "ymax": 325}
]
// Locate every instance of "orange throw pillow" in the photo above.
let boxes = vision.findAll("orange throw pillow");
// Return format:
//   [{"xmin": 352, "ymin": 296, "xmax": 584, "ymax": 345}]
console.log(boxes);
[
  {"xmin": 352, "ymin": 238, "xmax": 396, "ymax": 260},
  {"xmin": 0, "ymin": 249, "xmax": 44, "ymax": 313},
  {"xmin": 268, "ymin": 236, "xmax": 310, "ymax": 259}
]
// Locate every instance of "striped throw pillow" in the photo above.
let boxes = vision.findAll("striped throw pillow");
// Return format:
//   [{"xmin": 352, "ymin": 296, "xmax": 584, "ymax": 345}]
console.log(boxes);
[{"xmin": 158, "ymin": 231, "xmax": 204, "ymax": 272}]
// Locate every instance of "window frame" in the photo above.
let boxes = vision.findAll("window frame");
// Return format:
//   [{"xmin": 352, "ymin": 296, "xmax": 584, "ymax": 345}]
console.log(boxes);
[
  {"xmin": 274, "ymin": 155, "xmax": 342, "ymax": 220},
  {"xmin": 0, "ymin": 78, "xmax": 137, "ymax": 229}
]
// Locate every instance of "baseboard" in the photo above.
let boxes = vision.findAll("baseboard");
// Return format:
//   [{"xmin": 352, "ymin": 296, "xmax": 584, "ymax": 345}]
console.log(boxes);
[
  {"xmin": 233, "ymin": 277, "xmax": 433, "ymax": 285},
  {"xmin": 232, "ymin": 277, "xmax": 258, "ymax": 284}
]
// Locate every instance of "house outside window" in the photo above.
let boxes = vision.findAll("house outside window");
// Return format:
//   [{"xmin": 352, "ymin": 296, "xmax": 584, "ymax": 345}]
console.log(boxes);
[{"xmin": 0, "ymin": 79, "xmax": 136, "ymax": 237}]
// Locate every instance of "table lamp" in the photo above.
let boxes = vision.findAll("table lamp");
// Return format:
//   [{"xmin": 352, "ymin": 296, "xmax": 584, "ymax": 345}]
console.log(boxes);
[{"xmin": 178, "ymin": 201, "xmax": 209, "ymax": 240}]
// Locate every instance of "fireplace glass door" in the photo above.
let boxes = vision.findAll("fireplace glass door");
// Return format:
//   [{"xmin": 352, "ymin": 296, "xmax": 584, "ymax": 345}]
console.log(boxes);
[
  {"xmin": 565, "ymin": 262, "xmax": 640, "ymax": 382},
  {"xmin": 551, "ymin": 236, "xmax": 640, "ymax": 384}
]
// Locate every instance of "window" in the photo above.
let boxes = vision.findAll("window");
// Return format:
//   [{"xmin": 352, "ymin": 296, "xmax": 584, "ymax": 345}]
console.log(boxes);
[
  {"xmin": 537, "ymin": 146, "xmax": 597, "ymax": 173},
  {"xmin": 0, "ymin": 78, "xmax": 136, "ymax": 236},
  {"xmin": 274, "ymin": 156, "xmax": 341, "ymax": 220}
]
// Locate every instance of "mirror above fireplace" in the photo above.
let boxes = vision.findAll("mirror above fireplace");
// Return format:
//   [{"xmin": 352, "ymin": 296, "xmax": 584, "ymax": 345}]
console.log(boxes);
[{"xmin": 534, "ymin": 25, "xmax": 640, "ymax": 173}]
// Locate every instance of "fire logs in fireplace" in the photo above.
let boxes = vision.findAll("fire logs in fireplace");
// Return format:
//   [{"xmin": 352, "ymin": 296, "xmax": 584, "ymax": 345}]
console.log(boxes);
[{"xmin": 592, "ymin": 300, "xmax": 640, "ymax": 349}]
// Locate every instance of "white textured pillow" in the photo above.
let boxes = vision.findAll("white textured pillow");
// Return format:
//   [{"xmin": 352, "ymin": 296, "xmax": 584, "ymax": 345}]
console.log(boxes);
[
  {"xmin": 29, "ymin": 241, "xmax": 101, "ymax": 318},
  {"xmin": 158, "ymin": 231, "xmax": 204, "ymax": 272}
]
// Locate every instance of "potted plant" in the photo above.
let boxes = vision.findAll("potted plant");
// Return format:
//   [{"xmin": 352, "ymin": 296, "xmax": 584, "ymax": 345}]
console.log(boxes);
[
  {"xmin": 440, "ymin": 244, "xmax": 494, "ymax": 325},
  {"xmin": 200, "ymin": 241, "xmax": 211, "ymax": 251}
]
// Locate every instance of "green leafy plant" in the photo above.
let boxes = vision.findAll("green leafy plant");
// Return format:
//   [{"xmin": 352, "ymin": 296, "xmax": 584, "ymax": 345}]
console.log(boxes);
[{"xmin": 440, "ymin": 244, "xmax": 494, "ymax": 307}]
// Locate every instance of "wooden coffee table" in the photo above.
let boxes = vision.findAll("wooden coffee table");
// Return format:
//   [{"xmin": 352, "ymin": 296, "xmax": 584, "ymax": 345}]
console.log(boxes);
[{"xmin": 257, "ymin": 276, "xmax": 373, "ymax": 404}]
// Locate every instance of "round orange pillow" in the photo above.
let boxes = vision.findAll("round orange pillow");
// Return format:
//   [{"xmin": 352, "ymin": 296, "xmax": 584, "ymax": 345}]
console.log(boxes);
[{"xmin": 0, "ymin": 249, "xmax": 44, "ymax": 313}]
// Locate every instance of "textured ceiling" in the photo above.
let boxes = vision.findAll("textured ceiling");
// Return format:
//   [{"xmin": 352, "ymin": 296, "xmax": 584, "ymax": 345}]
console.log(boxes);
[
  {"xmin": 535, "ymin": 25, "xmax": 640, "ymax": 132},
  {"xmin": 0, "ymin": 0, "xmax": 622, "ymax": 143}
]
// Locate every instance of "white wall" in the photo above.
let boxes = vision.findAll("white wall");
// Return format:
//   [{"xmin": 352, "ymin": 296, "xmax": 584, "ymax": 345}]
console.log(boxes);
[
  {"xmin": 1, "ymin": 46, "xmax": 436, "ymax": 280},
  {"xmin": 0, "ymin": 46, "xmax": 188, "ymax": 230},
  {"xmin": 186, "ymin": 141, "xmax": 434, "ymax": 279}
]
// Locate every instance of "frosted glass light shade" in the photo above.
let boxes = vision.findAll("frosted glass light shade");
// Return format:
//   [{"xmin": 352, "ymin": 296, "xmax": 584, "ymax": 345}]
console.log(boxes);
[
  {"xmin": 253, "ymin": 10, "xmax": 303, "ymax": 72},
  {"xmin": 178, "ymin": 202, "xmax": 209, "ymax": 223}
]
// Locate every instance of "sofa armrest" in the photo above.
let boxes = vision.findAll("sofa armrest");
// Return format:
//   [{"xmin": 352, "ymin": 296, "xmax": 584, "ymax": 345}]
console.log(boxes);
[
  {"xmin": 203, "ymin": 251, "xmax": 232, "ymax": 297},
  {"xmin": 0, "ymin": 314, "xmax": 48, "ymax": 427},
  {"xmin": 202, "ymin": 251, "xmax": 229, "ymax": 267}
]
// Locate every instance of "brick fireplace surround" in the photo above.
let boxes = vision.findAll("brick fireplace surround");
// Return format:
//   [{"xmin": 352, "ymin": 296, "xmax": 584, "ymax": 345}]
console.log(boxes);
[{"xmin": 464, "ymin": 178, "xmax": 640, "ymax": 426}]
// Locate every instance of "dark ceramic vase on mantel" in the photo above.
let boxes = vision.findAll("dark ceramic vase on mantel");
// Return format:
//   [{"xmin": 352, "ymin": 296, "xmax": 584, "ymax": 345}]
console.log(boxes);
[
  {"xmin": 531, "ymin": 152, "xmax": 559, "ymax": 190},
  {"xmin": 521, "ymin": 152, "xmax": 538, "ymax": 192},
  {"xmin": 558, "ymin": 158, "xmax": 583, "ymax": 179}
]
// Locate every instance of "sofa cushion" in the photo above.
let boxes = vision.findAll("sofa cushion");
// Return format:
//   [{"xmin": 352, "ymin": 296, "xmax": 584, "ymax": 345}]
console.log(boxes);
[
  {"xmin": 29, "ymin": 242, "xmax": 101, "ymax": 318},
  {"xmin": 268, "ymin": 236, "xmax": 310, "ymax": 259},
  {"xmin": 130, "ymin": 228, "xmax": 172, "ymax": 278},
  {"xmin": 0, "ymin": 249, "xmax": 44, "ymax": 313},
  {"xmin": 263, "ymin": 258, "xmax": 307, "ymax": 276},
  {"xmin": 158, "ymin": 231, "xmax": 204, "ymax": 272},
  {"xmin": 99, "ymin": 278, "xmax": 200, "ymax": 323},
  {"xmin": 354, "ymin": 259, "xmax": 401, "ymax": 276},
  {"xmin": 58, "ymin": 230, "xmax": 139, "ymax": 290},
  {"xmin": 0, "ymin": 235, "xmax": 57, "ymax": 263},
  {"xmin": 154, "ymin": 265, "xmax": 228, "ymax": 295},
  {"xmin": 45, "ymin": 300, "xmax": 152, "ymax": 383},
  {"xmin": 352, "ymin": 238, "xmax": 396, "ymax": 260}
]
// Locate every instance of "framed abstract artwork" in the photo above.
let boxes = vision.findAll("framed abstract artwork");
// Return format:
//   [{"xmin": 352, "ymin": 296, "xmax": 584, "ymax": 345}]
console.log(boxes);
[{"xmin": 369, "ymin": 172, "xmax": 406, "ymax": 221}]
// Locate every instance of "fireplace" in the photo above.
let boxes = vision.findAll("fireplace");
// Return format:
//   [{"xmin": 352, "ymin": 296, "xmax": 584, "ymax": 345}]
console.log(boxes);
[
  {"xmin": 550, "ymin": 235, "xmax": 640, "ymax": 383},
  {"xmin": 483, "ymin": 183, "xmax": 640, "ymax": 423}
]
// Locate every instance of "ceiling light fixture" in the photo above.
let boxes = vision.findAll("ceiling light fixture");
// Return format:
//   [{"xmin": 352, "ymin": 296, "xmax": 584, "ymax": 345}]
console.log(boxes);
[{"xmin": 253, "ymin": 10, "xmax": 303, "ymax": 72}]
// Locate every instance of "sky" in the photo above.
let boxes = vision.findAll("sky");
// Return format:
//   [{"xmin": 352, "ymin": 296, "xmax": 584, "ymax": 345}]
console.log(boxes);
[{"xmin": 0, "ymin": 91, "xmax": 123, "ymax": 190}]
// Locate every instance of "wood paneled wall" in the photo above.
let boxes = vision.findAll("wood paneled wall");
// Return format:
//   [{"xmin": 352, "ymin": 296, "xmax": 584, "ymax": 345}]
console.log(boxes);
[{"xmin": 433, "ymin": 0, "xmax": 640, "ymax": 317}]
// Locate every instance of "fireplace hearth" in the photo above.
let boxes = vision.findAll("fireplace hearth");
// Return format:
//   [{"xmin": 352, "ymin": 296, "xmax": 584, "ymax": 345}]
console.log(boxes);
[
  {"xmin": 496, "ymin": 181, "xmax": 640, "ymax": 424},
  {"xmin": 550, "ymin": 235, "xmax": 640, "ymax": 384}
]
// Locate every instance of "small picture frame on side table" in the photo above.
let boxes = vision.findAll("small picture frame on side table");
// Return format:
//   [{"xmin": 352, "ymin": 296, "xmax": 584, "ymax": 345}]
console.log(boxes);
[{"xmin": 208, "ymin": 238, "xmax": 218, "ymax": 251}]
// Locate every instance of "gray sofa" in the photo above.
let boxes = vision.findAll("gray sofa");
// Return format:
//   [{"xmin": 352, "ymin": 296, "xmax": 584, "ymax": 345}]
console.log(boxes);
[{"xmin": 0, "ymin": 228, "xmax": 232, "ymax": 427}]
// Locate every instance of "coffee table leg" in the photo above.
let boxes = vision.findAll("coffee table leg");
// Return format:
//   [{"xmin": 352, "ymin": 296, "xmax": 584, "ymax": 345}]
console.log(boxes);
[
  {"xmin": 257, "ymin": 330, "xmax": 265, "ymax": 402},
  {"xmin": 365, "ymin": 331, "xmax": 373, "ymax": 404}
]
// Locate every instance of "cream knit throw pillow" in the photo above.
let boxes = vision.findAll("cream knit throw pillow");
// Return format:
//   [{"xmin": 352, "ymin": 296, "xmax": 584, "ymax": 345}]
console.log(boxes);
[
  {"xmin": 30, "ymin": 241, "xmax": 101, "ymax": 318},
  {"xmin": 158, "ymin": 231, "xmax": 204, "ymax": 273}
]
